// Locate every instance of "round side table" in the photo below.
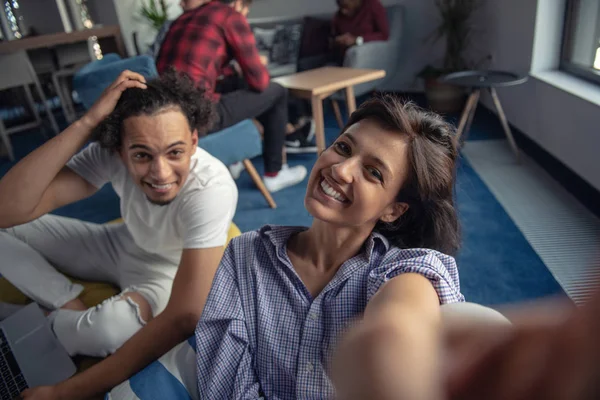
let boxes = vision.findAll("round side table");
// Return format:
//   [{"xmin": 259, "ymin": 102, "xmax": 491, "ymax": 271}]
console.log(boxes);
[{"xmin": 441, "ymin": 70, "xmax": 528, "ymax": 160}]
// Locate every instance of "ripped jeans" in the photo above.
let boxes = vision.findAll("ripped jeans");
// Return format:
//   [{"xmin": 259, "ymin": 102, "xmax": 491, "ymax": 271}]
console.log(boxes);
[{"xmin": 0, "ymin": 215, "xmax": 178, "ymax": 357}]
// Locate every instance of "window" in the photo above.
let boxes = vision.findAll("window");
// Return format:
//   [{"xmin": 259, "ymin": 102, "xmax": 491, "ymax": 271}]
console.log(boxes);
[{"xmin": 561, "ymin": 0, "xmax": 600, "ymax": 84}]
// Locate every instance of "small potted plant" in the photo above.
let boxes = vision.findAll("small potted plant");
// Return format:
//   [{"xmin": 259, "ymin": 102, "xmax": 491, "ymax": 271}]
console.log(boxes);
[
  {"xmin": 139, "ymin": 0, "xmax": 169, "ymax": 31},
  {"xmin": 418, "ymin": 0, "xmax": 485, "ymax": 114}
]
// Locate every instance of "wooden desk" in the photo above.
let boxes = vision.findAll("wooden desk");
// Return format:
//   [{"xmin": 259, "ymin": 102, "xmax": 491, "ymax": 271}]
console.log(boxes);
[
  {"xmin": 0, "ymin": 26, "xmax": 126, "ymax": 57},
  {"xmin": 273, "ymin": 67, "xmax": 386, "ymax": 153}
]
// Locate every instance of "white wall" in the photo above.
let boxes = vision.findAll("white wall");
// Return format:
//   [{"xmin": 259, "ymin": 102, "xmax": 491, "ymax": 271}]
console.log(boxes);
[
  {"xmin": 111, "ymin": 0, "xmax": 445, "ymax": 90},
  {"xmin": 111, "ymin": 0, "xmax": 182, "ymax": 57},
  {"xmin": 87, "ymin": 0, "xmax": 121, "ymax": 30},
  {"xmin": 19, "ymin": 0, "xmax": 65, "ymax": 34},
  {"xmin": 479, "ymin": 0, "xmax": 600, "ymax": 191}
]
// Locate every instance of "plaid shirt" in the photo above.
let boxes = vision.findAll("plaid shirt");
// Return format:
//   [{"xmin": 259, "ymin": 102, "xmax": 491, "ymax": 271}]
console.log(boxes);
[
  {"xmin": 156, "ymin": 2, "xmax": 269, "ymax": 101},
  {"xmin": 195, "ymin": 225, "xmax": 464, "ymax": 399}
]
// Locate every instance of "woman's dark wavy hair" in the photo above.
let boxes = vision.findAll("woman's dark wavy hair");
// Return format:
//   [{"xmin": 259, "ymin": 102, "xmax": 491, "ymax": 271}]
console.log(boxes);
[
  {"xmin": 92, "ymin": 69, "xmax": 215, "ymax": 152},
  {"xmin": 342, "ymin": 95, "xmax": 460, "ymax": 255}
]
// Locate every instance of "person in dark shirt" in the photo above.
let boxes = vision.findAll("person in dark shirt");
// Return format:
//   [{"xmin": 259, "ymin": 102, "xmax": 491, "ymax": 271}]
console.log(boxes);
[
  {"xmin": 156, "ymin": 0, "xmax": 308, "ymax": 193},
  {"xmin": 332, "ymin": 0, "xmax": 390, "ymax": 52}
]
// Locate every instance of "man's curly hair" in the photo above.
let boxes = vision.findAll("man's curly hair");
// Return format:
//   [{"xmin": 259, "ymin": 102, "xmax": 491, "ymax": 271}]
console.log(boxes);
[{"xmin": 92, "ymin": 69, "xmax": 216, "ymax": 152}]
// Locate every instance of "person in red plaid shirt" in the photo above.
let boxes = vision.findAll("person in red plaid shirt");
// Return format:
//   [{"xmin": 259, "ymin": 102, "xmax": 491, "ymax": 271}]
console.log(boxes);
[{"xmin": 156, "ymin": 0, "xmax": 307, "ymax": 193}]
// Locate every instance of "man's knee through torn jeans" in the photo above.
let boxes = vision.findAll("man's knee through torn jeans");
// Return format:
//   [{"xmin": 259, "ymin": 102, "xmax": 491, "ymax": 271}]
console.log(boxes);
[{"xmin": 50, "ymin": 289, "xmax": 147, "ymax": 357}]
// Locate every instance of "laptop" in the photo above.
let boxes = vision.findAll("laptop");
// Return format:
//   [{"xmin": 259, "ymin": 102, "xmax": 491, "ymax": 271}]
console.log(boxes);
[{"xmin": 1, "ymin": 303, "xmax": 76, "ymax": 399}]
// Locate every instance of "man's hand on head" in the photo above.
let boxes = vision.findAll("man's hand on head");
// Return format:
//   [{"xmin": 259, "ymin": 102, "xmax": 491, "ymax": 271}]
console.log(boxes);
[{"xmin": 80, "ymin": 70, "xmax": 147, "ymax": 131}]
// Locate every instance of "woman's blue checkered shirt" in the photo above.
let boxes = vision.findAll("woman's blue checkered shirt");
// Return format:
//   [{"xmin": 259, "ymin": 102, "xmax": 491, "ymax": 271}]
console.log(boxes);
[{"xmin": 195, "ymin": 225, "xmax": 464, "ymax": 399}]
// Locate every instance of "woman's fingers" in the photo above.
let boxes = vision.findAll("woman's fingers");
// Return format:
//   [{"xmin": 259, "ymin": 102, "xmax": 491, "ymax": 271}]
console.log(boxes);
[
  {"xmin": 447, "ymin": 328, "xmax": 547, "ymax": 400},
  {"xmin": 448, "ymin": 297, "xmax": 600, "ymax": 400}
]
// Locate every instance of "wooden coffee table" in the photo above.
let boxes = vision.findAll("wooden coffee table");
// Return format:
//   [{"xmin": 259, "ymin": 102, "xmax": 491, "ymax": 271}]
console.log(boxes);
[{"xmin": 273, "ymin": 66, "xmax": 386, "ymax": 153}]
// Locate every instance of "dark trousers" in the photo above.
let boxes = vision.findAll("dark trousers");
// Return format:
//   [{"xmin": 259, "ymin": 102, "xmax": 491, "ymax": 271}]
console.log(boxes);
[{"xmin": 209, "ymin": 82, "xmax": 287, "ymax": 174}]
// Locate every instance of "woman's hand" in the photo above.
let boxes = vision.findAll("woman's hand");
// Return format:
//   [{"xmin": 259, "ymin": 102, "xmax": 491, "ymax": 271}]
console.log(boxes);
[
  {"xmin": 447, "ymin": 292, "xmax": 600, "ymax": 400},
  {"xmin": 80, "ymin": 70, "xmax": 147, "ymax": 130}
]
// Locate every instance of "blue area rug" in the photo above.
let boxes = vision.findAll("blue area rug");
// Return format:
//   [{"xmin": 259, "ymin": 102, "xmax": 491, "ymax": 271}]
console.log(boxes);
[{"xmin": 0, "ymin": 98, "xmax": 564, "ymax": 305}]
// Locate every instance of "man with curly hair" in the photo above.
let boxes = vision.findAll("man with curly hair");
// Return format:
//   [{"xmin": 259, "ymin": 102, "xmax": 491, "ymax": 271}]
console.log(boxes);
[{"xmin": 0, "ymin": 70, "xmax": 238, "ymax": 399}]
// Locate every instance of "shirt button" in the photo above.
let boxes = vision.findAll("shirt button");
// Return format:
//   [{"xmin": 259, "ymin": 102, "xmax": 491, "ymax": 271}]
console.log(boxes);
[
  {"xmin": 309, "ymin": 312, "xmax": 318, "ymax": 321},
  {"xmin": 306, "ymin": 362, "xmax": 314, "ymax": 373}
]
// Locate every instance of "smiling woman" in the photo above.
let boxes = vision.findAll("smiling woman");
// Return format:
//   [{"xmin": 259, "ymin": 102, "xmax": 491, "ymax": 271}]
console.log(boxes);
[
  {"xmin": 193, "ymin": 95, "xmax": 465, "ymax": 399},
  {"xmin": 306, "ymin": 97, "xmax": 460, "ymax": 255}
]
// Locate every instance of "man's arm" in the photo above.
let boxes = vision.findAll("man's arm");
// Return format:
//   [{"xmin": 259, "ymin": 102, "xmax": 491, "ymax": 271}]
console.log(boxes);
[
  {"xmin": 0, "ymin": 121, "xmax": 97, "ymax": 228},
  {"xmin": 46, "ymin": 246, "xmax": 224, "ymax": 400},
  {"xmin": 332, "ymin": 273, "xmax": 443, "ymax": 400},
  {"xmin": 363, "ymin": 0, "xmax": 390, "ymax": 42},
  {"xmin": 0, "ymin": 71, "xmax": 147, "ymax": 229},
  {"xmin": 224, "ymin": 12, "xmax": 269, "ymax": 92}
]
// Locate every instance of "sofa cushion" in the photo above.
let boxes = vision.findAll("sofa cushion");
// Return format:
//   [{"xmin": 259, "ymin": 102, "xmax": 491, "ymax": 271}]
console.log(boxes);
[
  {"xmin": 253, "ymin": 27, "xmax": 278, "ymax": 52},
  {"xmin": 299, "ymin": 17, "xmax": 332, "ymax": 59},
  {"xmin": 252, "ymin": 23, "xmax": 303, "ymax": 66},
  {"xmin": 270, "ymin": 23, "xmax": 303, "ymax": 65}
]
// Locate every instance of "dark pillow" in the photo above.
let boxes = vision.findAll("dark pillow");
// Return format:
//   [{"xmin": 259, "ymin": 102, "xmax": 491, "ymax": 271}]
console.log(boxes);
[
  {"xmin": 299, "ymin": 17, "xmax": 331, "ymax": 59},
  {"xmin": 253, "ymin": 27, "xmax": 277, "ymax": 53},
  {"xmin": 270, "ymin": 23, "xmax": 303, "ymax": 65}
]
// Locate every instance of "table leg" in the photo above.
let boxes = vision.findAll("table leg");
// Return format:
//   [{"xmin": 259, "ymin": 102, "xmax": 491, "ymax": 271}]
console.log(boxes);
[
  {"xmin": 32, "ymin": 81, "xmax": 60, "ymax": 135},
  {"xmin": 242, "ymin": 159, "xmax": 277, "ymax": 209},
  {"xmin": 489, "ymin": 87, "xmax": 520, "ymax": 161},
  {"xmin": 462, "ymin": 90, "xmax": 480, "ymax": 143},
  {"xmin": 311, "ymin": 95, "xmax": 326, "ymax": 154},
  {"xmin": 332, "ymin": 99, "xmax": 344, "ymax": 129},
  {"xmin": 345, "ymin": 86, "xmax": 357, "ymax": 115},
  {"xmin": 0, "ymin": 119, "xmax": 15, "ymax": 161},
  {"xmin": 456, "ymin": 90, "xmax": 480, "ymax": 143},
  {"xmin": 52, "ymin": 74, "xmax": 74, "ymax": 123},
  {"xmin": 23, "ymin": 85, "xmax": 42, "ymax": 125}
]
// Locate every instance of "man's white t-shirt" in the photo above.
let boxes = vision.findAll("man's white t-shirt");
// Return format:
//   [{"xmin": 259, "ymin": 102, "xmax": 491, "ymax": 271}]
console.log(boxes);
[{"xmin": 67, "ymin": 142, "xmax": 238, "ymax": 265}]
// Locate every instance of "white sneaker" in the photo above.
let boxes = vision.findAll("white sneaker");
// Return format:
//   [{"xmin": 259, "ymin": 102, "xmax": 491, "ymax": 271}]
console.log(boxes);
[
  {"xmin": 228, "ymin": 161, "xmax": 245, "ymax": 180},
  {"xmin": 263, "ymin": 165, "xmax": 307, "ymax": 193}
]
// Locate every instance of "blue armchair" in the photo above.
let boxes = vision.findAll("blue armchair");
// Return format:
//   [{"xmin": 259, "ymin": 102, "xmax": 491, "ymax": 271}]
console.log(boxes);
[
  {"xmin": 73, "ymin": 54, "xmax": 155, "ymax": 110},
  {"xmin": 72, "ymin": 55, "xmax": 276, "ymax": 208},
  {"xmin": 197, "ymin": 120, "xmax": 275, "ymax": 208}
]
